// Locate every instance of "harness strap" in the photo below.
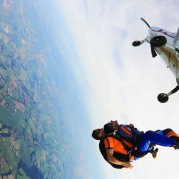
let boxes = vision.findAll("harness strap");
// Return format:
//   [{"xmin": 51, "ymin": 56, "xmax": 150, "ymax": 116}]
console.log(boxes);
[
  {"xmin": 113, "ymin": 134, "xmax": 133, "ymax": 155},
  {"xmin": 105, "ymin": 137, "xmax": 113, "ymax": 149}
]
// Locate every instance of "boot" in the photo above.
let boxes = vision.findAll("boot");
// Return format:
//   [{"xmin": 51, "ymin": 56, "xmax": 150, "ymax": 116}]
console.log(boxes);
[
  {"xmin": 152, "ymin": 148, "xmax": 158, "ymax": 159},
  {"xmin": 173, "ymin": 137, "xmax": 179, "ymax": 149}
]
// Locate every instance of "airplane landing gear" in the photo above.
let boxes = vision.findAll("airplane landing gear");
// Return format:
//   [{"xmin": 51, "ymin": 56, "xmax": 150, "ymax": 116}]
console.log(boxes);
[
  {"xmin": 157, "ymin": 93, "xmax": 169, "ymax": 103},
  {"xmin": 132, "ymin": 41, "xmax": 142, "ymax": 46},
  {"xmin": 157, "ymin": 85, "xmax": 179, "ymax": 103}
]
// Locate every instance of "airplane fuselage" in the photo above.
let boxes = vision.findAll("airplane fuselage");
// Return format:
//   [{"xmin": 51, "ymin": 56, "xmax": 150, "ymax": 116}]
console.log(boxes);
[
  {"xmin": 132, "ymin": 19, "xmax": 179, "ymax": 102},
  {"xmin": 147, "ymin": 27, "xmax": 179, "ymax": 81}
]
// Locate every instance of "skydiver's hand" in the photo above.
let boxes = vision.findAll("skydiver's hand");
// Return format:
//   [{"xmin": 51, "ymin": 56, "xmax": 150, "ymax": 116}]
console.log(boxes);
[
  {"xmin": 122, "ymin": 162, "xmax": 133, "ymax": 169},
  {"xmin": 129, "ymin": 124, "xmax": 134, "ymax": 128}
]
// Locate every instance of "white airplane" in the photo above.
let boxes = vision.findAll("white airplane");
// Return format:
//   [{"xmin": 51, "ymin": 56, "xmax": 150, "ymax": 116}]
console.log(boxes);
[{"xmin": 132, "ymin": 18, "xmax": 179, "ymax": 103}]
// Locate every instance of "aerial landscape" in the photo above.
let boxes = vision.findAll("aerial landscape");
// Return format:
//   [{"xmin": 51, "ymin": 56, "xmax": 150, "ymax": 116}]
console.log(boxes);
[
  {"xmin": 2, "ymin": 0, "xmax": 179, "ymax": 179},
  {"xmin": 0, "ymin": 0, "xmax": 81, "ymax": 178}
]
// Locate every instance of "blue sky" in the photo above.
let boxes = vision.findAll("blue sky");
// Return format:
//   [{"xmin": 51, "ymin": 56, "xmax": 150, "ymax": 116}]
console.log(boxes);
[{"xmin": 53, "ymin": 0, "xmax": 179, "ymax": 178}]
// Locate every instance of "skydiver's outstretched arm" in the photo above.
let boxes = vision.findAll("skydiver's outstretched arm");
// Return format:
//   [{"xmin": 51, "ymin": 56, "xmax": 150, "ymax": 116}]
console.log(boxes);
[{"xmin": 106, "ymin": 148, "xmax": 133, "ymax": 169}]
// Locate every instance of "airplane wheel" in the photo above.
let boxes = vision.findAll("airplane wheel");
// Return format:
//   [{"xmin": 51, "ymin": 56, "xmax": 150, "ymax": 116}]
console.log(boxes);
[
  {"xmin": 132, "ymin": 41, "xmax": 141, "ymax": 46},
  {"xmin": 150, "ymin": 36, "xmax": 167, "ymax": 47},
  {"xmin": 157, "ymin": 93, "xmax": 169, "ymax": 103}
]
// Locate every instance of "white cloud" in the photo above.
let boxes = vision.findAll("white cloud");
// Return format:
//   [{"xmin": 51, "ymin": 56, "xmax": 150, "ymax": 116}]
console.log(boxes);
[{"xmin": 57, "ymin": 0, "xmax": 179, "ymax": 178}]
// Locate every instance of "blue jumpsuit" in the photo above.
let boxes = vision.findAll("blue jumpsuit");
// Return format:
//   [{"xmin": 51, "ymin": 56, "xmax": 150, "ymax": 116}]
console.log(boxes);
[{"xmin": 136, "ymin": 130, "xmax": 175, "ymax": 154}]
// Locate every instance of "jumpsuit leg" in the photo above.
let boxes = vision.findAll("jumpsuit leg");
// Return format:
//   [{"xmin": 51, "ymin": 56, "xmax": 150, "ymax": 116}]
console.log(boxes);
[{"xmin": 137, "ymin": 130, "xmax": 175, "ymax": 153}]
